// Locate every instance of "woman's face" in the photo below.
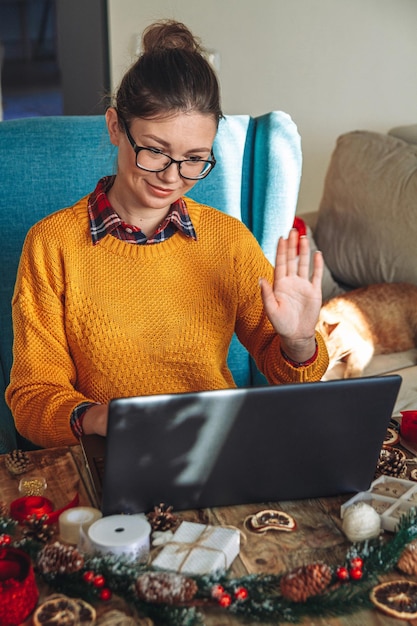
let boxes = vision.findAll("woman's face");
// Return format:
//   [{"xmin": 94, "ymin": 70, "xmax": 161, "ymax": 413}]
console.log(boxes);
[{"xmin": 106, "ymin": 108, "xmax": 217, "ymax": 213}]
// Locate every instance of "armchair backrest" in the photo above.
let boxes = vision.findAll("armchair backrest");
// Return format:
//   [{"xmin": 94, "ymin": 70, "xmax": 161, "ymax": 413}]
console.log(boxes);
[{"xmin": 0, "ymin": 112, "xmax": 301, "ymax": 452}]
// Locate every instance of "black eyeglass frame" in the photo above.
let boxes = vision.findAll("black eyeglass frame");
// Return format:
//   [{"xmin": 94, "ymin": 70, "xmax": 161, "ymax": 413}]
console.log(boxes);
[{"xmin": 121, "ymin": 119, "xmax": 216, "ymax": 181}]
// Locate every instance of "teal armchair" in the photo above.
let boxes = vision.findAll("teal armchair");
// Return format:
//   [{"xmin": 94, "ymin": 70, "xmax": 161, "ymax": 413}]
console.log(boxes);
[{"xmin": 0, "ymin": 112, "xmax": 301, "ymax": 452}]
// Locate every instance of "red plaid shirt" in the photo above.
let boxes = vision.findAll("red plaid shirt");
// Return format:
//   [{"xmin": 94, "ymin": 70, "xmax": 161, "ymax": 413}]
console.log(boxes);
[{"xmin": 88, "ymin": 176, "xmax": 197, "ymax": 244}]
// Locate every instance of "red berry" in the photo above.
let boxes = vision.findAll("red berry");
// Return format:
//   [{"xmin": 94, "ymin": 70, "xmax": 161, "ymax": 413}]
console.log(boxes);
[
  {"xmin": 211, "ymin": 584, "xmax": 225, "ymax": 598},
  {"xmin": 93, "ymin": 574, "xmax": 106, "ymax": 588},
  {"xmin": 349, "ymin": 566, "xmax": 363, "ymax": 580},
  {"xmin": 0, "ymin": 534, "xmax": 11, "ymax": 545},
  {"xmin": 83, "ymin": 570, "xmax": 95, "ymax": 583},
  {"xmin": 234, "ymin": 586, "xmax": 248, "ymax": 601},
  {"xmin": 218, "ymin": 593, "xmax": 232, "ymax": 607},
  {"xmin": 336, "ymin": 566, "xmax": 349, "ymax": 581},
  {"xmin": 350, "ymin": 557, "xmax": 363, "ymax": 570},
  {"xmin": 99, "ymin": 588, "xmax": 112, "ymax": 601}
]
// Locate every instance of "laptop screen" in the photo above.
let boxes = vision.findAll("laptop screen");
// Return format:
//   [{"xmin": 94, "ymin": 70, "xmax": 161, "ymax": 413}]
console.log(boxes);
[{"xmin": 81, "ymin": 375, "xmax": 402, "ymax": 515}]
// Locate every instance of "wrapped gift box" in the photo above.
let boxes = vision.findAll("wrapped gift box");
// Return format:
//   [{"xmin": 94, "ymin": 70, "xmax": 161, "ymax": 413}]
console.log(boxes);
[{"xmin": 152, "ymin": 521, "xmax": 240, "ymax": 575}]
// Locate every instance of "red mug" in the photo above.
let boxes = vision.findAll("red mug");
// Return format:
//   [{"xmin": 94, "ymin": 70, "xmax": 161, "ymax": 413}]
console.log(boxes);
[{"xmin": 400, "ymin": 411, "xmax": 417, "ymax": 446}]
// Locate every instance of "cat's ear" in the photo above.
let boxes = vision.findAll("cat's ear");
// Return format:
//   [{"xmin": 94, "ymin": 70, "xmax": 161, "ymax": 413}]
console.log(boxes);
[{"xmin": 323, "ymin": 321, "xmax": 339, "ymax": 335}]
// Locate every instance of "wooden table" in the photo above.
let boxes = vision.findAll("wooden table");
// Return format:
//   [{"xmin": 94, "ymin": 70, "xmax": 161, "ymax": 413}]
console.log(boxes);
[{"xmin": 0, "ymin": 445, "xmax": 415, "ymax": 625}]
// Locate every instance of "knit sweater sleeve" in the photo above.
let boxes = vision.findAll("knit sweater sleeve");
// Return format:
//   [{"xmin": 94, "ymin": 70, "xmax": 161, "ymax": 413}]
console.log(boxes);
[{"xmin": 6, "ymin": 216, "xmax": 93, "ymax": 447}]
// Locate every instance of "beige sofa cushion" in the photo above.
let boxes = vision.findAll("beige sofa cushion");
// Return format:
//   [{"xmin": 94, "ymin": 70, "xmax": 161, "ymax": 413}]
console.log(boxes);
[
  {"xmin": 389, "ymin": 124, "xmax": 417, "ymax": 144},
  {"xmin": 315, "ymin": 131, "xmax": 417, "ymax": 288}
]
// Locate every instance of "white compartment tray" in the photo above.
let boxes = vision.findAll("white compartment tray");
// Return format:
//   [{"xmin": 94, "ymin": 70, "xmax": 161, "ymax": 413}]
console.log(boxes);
[{"xmin": 341, "ymin": 475, "xmax": 417, "ymax": 532}]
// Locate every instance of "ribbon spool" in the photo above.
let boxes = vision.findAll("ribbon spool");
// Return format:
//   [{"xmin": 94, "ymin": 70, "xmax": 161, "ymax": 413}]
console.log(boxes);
[
  {"xmin": 9, "ymin": 493, "xmax": 79, "ymax": 525},
  {"xmin": 10, "ymin": 496, "xmax": 54, "ymax": 523},
  {"xmin": 0, "ymin": 547, "xmax": 39, "ymax": 625},
  {"xmin": 86, "ymin": 514, "xmax": 151, "ymax": 562},
  {"xmin": 59, "ymin": 507, "xmax": 102, "ymax": 545}
]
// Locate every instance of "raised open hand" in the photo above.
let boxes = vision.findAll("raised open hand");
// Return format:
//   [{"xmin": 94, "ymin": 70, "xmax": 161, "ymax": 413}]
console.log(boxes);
[{"xmin": 259, "ymin": 229, "xmax": 323, "ymax": 363}]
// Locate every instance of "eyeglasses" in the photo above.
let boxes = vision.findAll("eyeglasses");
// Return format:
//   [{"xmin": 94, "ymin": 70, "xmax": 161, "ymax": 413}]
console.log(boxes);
[{"xmin": 122, "ymin": 119, "xmax": 216, "ymax": 180}]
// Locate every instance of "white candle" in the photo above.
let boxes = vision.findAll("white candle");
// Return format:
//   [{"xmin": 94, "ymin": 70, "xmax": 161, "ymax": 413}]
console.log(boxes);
[{"xmin": 59, "ymin": 507, "xmax": 102, "ymax": 545}]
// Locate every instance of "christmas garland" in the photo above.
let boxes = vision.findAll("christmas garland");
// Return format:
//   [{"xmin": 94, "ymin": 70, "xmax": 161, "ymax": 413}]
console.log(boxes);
[{"xmin": 2, "ymin": 509, "xmax": 417, "ymax": 626}]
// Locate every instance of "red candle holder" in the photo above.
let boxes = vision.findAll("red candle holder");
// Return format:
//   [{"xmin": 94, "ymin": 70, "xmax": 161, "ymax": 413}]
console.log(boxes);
[{"xmin": 0, "ymin": 547, "xmax": 38, "ymax": 626}]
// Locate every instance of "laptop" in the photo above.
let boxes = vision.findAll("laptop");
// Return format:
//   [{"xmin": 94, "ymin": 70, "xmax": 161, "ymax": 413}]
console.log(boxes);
[{"xmin": 80, "ymin": 375, "xmax": 402, "ymax": 516}]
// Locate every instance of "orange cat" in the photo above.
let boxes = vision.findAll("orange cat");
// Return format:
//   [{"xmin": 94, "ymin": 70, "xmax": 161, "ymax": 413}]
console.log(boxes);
[{"xmin": 316, "ymin": 282, "xmax": 417, "ymax": 378}]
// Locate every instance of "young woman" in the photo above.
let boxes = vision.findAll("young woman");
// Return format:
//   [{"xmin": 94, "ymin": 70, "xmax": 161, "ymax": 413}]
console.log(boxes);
[{"xmin": 6, "ymin": 20, "xmax": 328, "ymax": 448}]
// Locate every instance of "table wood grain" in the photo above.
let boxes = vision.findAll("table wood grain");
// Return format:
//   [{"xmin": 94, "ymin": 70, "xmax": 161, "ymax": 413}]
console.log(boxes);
[{"xmin": 0, "ymin": 446, "xmax": 416, "ymax": 625}]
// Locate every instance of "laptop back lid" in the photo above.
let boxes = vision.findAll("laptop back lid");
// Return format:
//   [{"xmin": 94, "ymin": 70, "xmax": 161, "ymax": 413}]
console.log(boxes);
[{"xmin": 82, "ymin": 375, "xmax": 401, "ymax": 515}]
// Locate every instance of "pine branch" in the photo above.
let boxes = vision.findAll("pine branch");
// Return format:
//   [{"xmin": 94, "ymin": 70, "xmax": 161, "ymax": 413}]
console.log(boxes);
[
  {"xmin": 0, "ymin": 514, "xmax": 17, "ymax": 535},
  {"xmin": 4, "ymin": 508, "xmax": 417, "ymax": 625}
]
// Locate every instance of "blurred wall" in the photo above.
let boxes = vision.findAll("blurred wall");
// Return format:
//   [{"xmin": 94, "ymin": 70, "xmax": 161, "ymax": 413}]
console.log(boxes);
[{"xmin": 107, "ymin": 0, "xmax": 417, "ymax": 215}]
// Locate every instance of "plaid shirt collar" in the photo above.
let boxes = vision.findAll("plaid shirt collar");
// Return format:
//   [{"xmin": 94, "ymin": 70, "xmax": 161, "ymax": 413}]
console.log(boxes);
[{"xmin": 88, "ymin": 176, "xmax": 197, "ymax": 245}]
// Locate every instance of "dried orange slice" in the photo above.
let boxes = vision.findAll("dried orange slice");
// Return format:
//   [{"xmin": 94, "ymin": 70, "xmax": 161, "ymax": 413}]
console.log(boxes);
[
  {"xmin": 383, "ymin": 427, "xmax": 400, "ymax": 447},
  {"xmin": 33, "ymin": 594, "xmax": 96, "ymax": 625},
  {"xmin": 74, "ymin": 598, "xmax": 97, "ymax": 624},
  {"xmin": 370, "ymin": 580, "xmax": 417, "ymax": 619},
  {"xmin": 244, "ymin": 509, "xmax": 296, "ymax": 533}
]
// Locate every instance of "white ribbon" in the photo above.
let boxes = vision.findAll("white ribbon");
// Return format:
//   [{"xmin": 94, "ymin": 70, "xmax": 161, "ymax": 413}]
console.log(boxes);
[{"xmin": 82, "ymin": 514, "xmax": 151, "ymax": 562}]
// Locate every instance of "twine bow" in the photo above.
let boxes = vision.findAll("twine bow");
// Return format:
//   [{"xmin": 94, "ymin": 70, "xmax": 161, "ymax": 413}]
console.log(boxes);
[{"xmin": 163, "ymin": 525, "xmax": 228, "ymax": 573}]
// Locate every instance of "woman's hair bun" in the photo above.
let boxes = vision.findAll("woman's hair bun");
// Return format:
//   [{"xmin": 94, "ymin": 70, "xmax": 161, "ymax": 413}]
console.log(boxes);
[
  {"xmin": 142, "ymin": 20, "xmax": 202, "ymax": 55},
  {"xmin": 114, "ymin": 19, "xmax": 222, "ymax": 124}
]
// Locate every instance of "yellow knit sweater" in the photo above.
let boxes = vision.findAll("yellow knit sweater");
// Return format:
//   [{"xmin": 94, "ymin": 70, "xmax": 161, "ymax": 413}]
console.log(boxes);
[{"xmin": 6, "ymin": 196, "xmax": 328, "ymax": 447}]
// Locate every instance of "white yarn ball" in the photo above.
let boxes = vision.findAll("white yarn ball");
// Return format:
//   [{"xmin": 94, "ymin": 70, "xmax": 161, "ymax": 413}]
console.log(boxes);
[{"xmin": 342, "ymin": 502, "xmax": 381, "ymax": 542}]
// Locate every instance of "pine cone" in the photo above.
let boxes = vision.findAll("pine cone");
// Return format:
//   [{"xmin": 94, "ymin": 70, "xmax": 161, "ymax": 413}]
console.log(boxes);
[
  {"xmin": 397, "ymin": 540, "xmax": 417, "ymax": 575},
  {"xmin": 4, "ymin": 449, "xmax": 33, "ymax": 475},
  {"xmin": 37, "ymin": 541, "xmax": 85, "ymax": 575},
  {"xmin": 136, "ymin": 571, "xmax": 198, "ymax": 605},
  {"xmin": 146, "ymin": 504, "xmax": 179, "ymax": 532},
  {"xmin": 22, "ymin": 514, "xmax": 54, "ymax": 543},
  {"xmin": 280, "ymin": 563, "xmax": 332, "ymax": 603},
  {"xmin": 376, "ymin": 448, "xmax": 406, "ymax": 478}
]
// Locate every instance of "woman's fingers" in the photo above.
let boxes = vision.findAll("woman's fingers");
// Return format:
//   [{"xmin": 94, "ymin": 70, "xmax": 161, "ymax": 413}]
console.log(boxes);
[{"xmin": 274, "ymin": 229, "xmax": 310, "ymax": 286}]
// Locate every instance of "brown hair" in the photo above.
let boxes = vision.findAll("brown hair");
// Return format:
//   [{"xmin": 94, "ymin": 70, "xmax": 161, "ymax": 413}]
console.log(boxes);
[{"xmin": 114, "ymin": 20, "xmax": 223, "ymax": 126}]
